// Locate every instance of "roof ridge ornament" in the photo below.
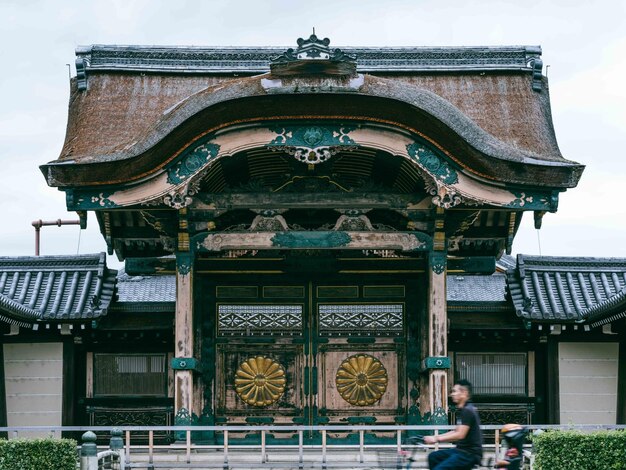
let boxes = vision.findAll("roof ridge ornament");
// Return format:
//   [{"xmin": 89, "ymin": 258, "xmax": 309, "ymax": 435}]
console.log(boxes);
[{"xmin": 270, "ymin": 34, "xmax": 357, "ymax": 77}]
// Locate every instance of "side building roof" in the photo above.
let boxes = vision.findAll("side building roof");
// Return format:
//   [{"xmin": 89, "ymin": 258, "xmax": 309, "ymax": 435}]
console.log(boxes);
[
  {"xmin": 507, "ymin": 254, "xmax": 626, "ymax": 326},
  {"xmin": 117, "ymin": 270, "xmax": 510, "ymax": 303},
  {"xmin": 0, "ymin": 253, "xmax": 117, "ymax": 327},
  {"xmin": 3, "ymin": 252, "xmax": 624, "ymax": 330}
]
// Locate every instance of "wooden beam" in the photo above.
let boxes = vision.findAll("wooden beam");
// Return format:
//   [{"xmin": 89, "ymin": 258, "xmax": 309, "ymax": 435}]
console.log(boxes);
[
  {"xmin": 195, "ymin": 231, "xmax": 432, "ymax": 252},
  {"xmin": 191, "ymin": 192, "xmax": 428, "ymax": 211},
  {"xmin": 447, "ymin": 256, "xmax": 496, "ymax": 274}
]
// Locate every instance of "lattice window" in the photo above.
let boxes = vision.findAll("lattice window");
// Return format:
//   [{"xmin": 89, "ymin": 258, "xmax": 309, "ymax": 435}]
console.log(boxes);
[
  {"xmin": 455, "ymin": 353, "xmax": 527, "ymax": 396},
  {"xmin": 217, "ymin": 304, "xmax": 303, "ymax": 336},
  {"xmin": 94, "ymin": 353, "xmax": 168, "ymax": 397},
  {"xmin": 318, "ymin": 304, "xmax": 403, "ymax": 336}
]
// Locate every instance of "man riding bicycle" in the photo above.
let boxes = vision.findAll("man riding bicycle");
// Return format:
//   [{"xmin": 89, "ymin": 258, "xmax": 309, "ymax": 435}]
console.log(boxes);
[{"xmin": 423, "ymin": 379, "xmax": 483, "ymax": 470}]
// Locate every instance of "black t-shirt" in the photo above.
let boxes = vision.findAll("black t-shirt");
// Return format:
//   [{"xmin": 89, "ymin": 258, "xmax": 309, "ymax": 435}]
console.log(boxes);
[{"xmin": 455, "ymin": 403, "xmax": 483, "ymax": 459}]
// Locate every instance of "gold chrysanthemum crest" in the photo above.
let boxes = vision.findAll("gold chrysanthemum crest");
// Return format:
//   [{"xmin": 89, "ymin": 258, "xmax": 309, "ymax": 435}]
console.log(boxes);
[
  {"xmin": 336, "ymin": 353, "xmax": 388, "ymax": 406},
  {"xmin": 234, "ymin": 356, "xmax": 286, "ymax": 407}
]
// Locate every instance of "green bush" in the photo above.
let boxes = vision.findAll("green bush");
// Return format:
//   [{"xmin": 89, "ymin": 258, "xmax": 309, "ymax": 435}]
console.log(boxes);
[
  {"xmin": 533, "ymin": 429, "xmax": 626, "ymax": 470},
  {"xmin": 0, "ymin": 438, "xmax": 77, "ymax": 470}
]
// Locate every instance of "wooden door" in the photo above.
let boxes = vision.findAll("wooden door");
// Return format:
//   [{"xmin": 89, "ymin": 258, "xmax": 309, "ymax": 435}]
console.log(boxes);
[{"xmin": 212, "ymin": 278, "xmax": 409, "ymax": 427}]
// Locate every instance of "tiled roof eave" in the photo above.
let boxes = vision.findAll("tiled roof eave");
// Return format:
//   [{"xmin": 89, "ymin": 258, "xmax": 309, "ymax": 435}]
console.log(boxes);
[
  {"xmin": 0, "ymin": 253, "xmax": 117, "ymax": 324},
  {"xmin": 447, "ymin": 301, "xmax": 512, "ymax": 312},
  {"xmin": 110, "ymin": 301, "xmax": 175, "ymax": 313},
  {"xmin": 510, "ymin": 302, "xmax": 586, "ymax": 323},
  {"xmin": 77, "ymin": 44, "xmax": 542, "ymax": 74},
  {"xmin": 0, "ymin": 292, "xmax": 110, "ymax": 324},
  {"xmin": 0, "ymin": 294, "xmax": 41, "ymax": 322},
  {"xmin": 508, "ymin": 254, "xmax": 626, "ymax": 324},
  {"xmin": 582, "ymin": 287, "xmax": 626, "ymax": 323}
]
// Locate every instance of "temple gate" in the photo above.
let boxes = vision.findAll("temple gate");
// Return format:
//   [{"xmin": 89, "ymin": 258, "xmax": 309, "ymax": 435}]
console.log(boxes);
[{"xmin": 40, "ymin": 35, "xmax": 584, "ymax": 437}]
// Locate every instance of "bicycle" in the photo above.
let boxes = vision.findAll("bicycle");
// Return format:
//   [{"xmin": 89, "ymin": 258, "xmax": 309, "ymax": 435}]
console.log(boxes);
[
  {"xmin": 376, "ymin": 435, "xmax": 426, "ymax": 469},
  {"xmin": 377, "ymin": 435, "xmax": 494, "ymax": 469}
]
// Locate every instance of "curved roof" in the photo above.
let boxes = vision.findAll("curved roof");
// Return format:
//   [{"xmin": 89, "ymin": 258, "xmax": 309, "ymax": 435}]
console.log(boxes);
[
  {"xmin": 507, "ymin": 255, "xmax": 626, "ymax": 324},
  {"xmin": 0, "ymin": 253, "xmax": 117, "ymax": 325},
  {"xmin": 41, "ymin": 42, "xmax": 583, "ymax": 192}
]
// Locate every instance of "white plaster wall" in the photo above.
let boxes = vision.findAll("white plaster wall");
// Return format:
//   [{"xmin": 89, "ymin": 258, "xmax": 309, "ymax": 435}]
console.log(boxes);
[
  {"xmin": 3, "ymin": 343, "xmax": 63, "ymax": 438},
  {"xmin": 558, "ymin": 342, "xmax": 618, "ymax": 425}
]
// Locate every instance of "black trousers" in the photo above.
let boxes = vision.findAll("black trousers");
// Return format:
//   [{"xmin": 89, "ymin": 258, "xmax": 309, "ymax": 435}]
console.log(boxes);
[{"xmin": 428, "ymin": 448, "xmax": 479, "ymax": 470}]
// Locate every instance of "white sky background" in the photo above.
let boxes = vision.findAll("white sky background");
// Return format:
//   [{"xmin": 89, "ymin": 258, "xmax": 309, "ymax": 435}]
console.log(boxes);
[{"xmin": 0, "ymin": 0, "xmax": 625, "ymax": 269}]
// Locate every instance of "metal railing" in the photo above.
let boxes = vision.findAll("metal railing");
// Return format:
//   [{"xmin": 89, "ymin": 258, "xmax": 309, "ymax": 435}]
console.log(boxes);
[{"xmin": 1, "ymin": 424, "xmax": 625, "ymax": 469}]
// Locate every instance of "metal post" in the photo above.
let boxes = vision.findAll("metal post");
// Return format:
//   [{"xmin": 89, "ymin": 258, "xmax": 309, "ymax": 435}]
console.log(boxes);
[
  {"xmin": 148, "ymin": 430, "xmax": 154, "ymax": 468},
  {"xmin": 80, "ymin": 431, "xmax": 98, "ymax": 470},
  {"xmin": 31, "ymin": 219, "xmax": 80, "ymax": 256},
  {"xmin": 298, "ymin": 430, "xmax": 304, "ymax": 469},
  {"xmin": 495, "ymin": 429, "xmax": 500, "ymax": 461},
  {"xmin": 396, "ymin": 430, "xmax": 402, "ymax": 453},
  {"xmin": 186, "ymin": 430, "xmax": 191, "ymax": 464},
  {"xmin": 261, "ymin": 429, "xmax": 267, "ymax": 463},
  {"xmin": 359, "ymin": 430, "xmax": 364, "ymax": 463},
  {"xmin": 223, "ymin": 430, "xmax": 229, "ymax": 469},
  {"xmin": 322, "ymin": 430, "xmax": 327, "ymax": 468},
  {"xmin": 125, "ymin": 430, "xmax": 131, "ymax": 468}
]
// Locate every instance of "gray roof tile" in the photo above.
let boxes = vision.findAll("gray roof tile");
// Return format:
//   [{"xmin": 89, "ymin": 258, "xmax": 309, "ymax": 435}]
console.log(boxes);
[
  {"xmin": 115, "ymin": 271, "xmax": 508, "ymax": 304},
  {"xmin": 507, "ymin": 255, "xmax": 626, "ymax": 323},
  {"xmin": 116, "ymin": 269, "xmax": 175, "ymax": 303},
  {"xmin": 447, "ymin": 274, "xmax": 507, "ymax": 302},
  {"xmin": 0, "ymin": 253, "xmax": 117, "ymax": 324},
  {"xmin": 77, "ymin": 44, "xmax": 542, "ymax": 74}
]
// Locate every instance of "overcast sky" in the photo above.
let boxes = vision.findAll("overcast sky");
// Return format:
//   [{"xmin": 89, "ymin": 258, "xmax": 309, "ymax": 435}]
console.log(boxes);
[{"xmin": 0, "ymin": 0, "xmax": 624, "ymax": 268}]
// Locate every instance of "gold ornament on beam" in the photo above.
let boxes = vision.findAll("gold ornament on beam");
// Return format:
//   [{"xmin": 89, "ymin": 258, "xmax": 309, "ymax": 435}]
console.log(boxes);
[
  {"xmin": 235, "ymin": 356, "xmax": 287, "ymax": 407},
  {"xmin": 336, "ymin": 353, "xmax": 388, "ymax": 406}
]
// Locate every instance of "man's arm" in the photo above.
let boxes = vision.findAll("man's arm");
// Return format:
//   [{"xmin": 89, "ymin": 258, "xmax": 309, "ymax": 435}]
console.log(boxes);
[{"xmin": 423, "ymin": 424, "xmax": 469, "ymax": 444}]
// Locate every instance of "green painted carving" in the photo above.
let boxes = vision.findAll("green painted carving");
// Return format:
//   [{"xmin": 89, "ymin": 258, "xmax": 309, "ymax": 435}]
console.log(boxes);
[
  {"xmin": 431, "ymin": 406, "xmax": 449, "ymax": 426},
  {"xmin": 174, "ymin": 407, "xmax": 198, "ymax": 441},
  {"xmin": 272, "ymin": 231, "xmax": 352, "ymax": 248},
  {"xmin": 174, "ymin": 407, "xmax": 195, "ymax": 426},
  {"xmin": 171, "ymin": 357, "xmax": 203, "ymax": 372},
  {"xmin": 268, "ymin": 124, "xmax": 358, "ymax": 165},
  {"xmin": 269, "ymin": 125, "xmax": 356, "ymax": 147},
  {"xmin": 346, "ymin": 416, "xmax": 377, "ymax": 424},
  {"xmin": 411, "ymin": 232, "xmax": 433, "ymax": 251},
  {"xmin": 429, "ymin": 251, "xmax": 447, "ymax": 275},
  {"xmin": 506, "ymin": 190, "xmax": 559, "ymax": 210},
  {"xmin": 167, "ymin": 142, "xmax": 220, "ymax": 185},
  {"xmin": 409, "ymin": 407, "xmax": 449, "ymax": 426},
  {"xmin": 407, "ymin": 142, "xmax": 458, "ymax": 185},
  {"xmin": 67, "ymin": 190, "xmax": 117, "ymax": 210},
  {"xmin": 176, "ymin": 253, "xmax": 193, "ymax": 275},
  {"xmin": 420, "ymin": 356, "xmax": 451, "ymax": 371},
  {"xmin": 177, "ymin": 262, "xmax": 191, "ymax": 275}
]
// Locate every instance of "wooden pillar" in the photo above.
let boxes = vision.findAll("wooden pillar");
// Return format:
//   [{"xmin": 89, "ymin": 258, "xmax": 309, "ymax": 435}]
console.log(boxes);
[
  {"xmin": 173, "ymin": 251, "xmax": 196, "ymax": 425},
  {"xmin": 419, "ymin": 208, "xmax": 449, "ymax": 424}
]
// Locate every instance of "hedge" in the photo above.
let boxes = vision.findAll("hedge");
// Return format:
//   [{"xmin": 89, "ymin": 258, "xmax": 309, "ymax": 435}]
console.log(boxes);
[
  {"xmin": 0, "ymin": 438, "xmax": 77, "ymax": 470},
  {"xmin": 532, "ymin": 430, "xmax": 626, "ymax": 470}
]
